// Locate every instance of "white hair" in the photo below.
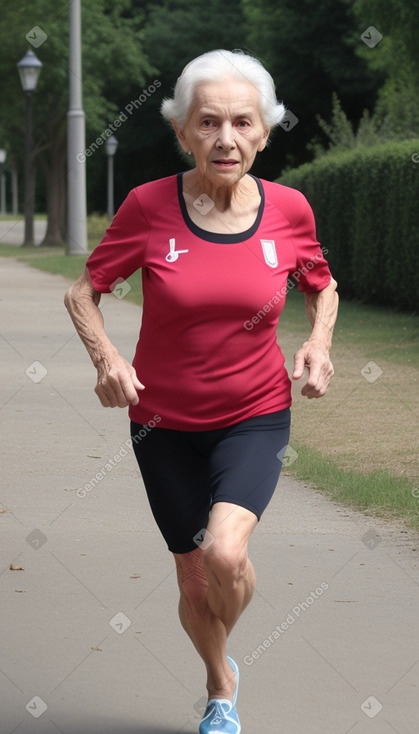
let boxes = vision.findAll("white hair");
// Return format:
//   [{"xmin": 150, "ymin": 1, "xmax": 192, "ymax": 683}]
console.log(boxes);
[{"xmin": 161, "ymin": 49, "xmax": 285, "ymax": 130}]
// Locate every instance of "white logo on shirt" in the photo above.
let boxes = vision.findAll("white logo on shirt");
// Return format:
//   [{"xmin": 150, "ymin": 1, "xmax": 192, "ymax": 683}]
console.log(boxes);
[
  {"xmin": 260, "ymin": 239, "xmax": 278, "ymax": 268},
  {"xmin": 166, "ymin": 237, "xmax": 189, "ymax": 262}
]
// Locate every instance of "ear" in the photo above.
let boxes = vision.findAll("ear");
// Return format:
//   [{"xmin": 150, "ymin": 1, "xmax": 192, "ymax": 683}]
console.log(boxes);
[
  {"xmin": 170, "ymin": 118, "xmax": 190, "ymax": 153},
  {"xmin": 258, "ymin": 126, "xmax": 270, "ymax": 152}
]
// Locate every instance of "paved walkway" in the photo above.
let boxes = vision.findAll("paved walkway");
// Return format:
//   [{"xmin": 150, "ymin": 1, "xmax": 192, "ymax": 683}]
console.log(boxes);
[{"xmin": 0, "ymin": 258, "xmax": 418, "ymax": 734}]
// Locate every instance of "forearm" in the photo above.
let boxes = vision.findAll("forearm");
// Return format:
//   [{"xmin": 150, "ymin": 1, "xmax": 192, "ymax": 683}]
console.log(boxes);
[
  {"xmin": 64, "ymin": 271, "xmax": 117, "ymax": 367},
  {"xmin": 304, "ymin": 278, "xmax": 339, "ymax": 351},
  {"xmin": 65, "ymin": 268, "xmax": 143, "ymax": 408}
]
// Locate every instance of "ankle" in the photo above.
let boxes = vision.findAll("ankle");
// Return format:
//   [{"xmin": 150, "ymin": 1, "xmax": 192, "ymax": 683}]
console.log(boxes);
[{"xmin": 207, "ymin": 670, "xmax": 236, "ymax": 703}]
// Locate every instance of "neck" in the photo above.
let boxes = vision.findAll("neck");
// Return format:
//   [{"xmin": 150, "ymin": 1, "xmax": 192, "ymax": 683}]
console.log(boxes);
[{"xmin": 183, "ymin": 170, "xmax": 256, "ymax": 212}]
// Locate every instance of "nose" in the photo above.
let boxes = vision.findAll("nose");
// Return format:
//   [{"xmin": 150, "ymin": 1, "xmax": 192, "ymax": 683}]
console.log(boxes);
[{"xmin": 216, "ymin": 122, "xmax": 236, "ymax": 150}]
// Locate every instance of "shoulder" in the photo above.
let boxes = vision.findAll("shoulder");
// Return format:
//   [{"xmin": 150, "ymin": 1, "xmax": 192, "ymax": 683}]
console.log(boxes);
[
  {"xmin": 131, "ymin": 173, "xmax": 178, "ymax": 198},
  {"xmin": 259, "ymin": 178, "xmax": 312, "ymax": 227},
  {"xmin": 128, "ymin": 174, "xmax": 179, "ymax": 221}
]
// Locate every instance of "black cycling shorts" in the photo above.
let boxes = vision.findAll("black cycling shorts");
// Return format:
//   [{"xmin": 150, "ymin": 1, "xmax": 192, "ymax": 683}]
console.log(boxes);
[{"xmin": 130, "ymin": 409, "xmax": 291, "ymax": 554}]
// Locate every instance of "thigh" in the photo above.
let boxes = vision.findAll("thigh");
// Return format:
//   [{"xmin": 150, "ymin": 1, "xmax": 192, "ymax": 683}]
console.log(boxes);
[
  {"xmin": 208, "ymin": 409, "xmax": 291, "ymax": 520},
  {"xmin": 130, "ymin": 422, "xmax": 212, "ymax": 554}
]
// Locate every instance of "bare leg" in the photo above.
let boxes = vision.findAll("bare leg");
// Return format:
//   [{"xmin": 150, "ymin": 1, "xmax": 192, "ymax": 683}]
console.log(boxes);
[{"xmin": 174, "ymin": 502, "xmax": 257, "ymax": 701}]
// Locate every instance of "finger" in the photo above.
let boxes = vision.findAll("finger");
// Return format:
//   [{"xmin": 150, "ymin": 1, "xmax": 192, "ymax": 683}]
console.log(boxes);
[
  {"xmin": 131, "ymin": 369, "xmax": 145, "ymax": 392},
  {"xmin": 301, "ymin": 365, "xmax": 333, "ymax": 398},
  {"xmin": 303, "ymin": 362, "xmax": 322, "ymax": 392},
  {"xmin": 95, "ymin": 383, "xmax": 117, "ymax": 407},
  {"xmin": 118, "ymin": 372, "xmax": 143, "ymax": 406},
  {"xmin": 96, "ymin": 373, "xmax": 131, "ymax": 408},
  {"xmin": 292, "ymin": 350, "xmax": 306, "ymax": 380}
]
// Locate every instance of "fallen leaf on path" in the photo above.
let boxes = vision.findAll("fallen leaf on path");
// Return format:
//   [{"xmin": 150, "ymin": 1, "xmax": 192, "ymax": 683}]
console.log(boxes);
[
  {"xmin": 0, "ymin": 509, "xmax": 7, "ymax": 514},
  {"xmin": 10, "ymin": 564, "xmax": 24, "ymax": 571},
  {"xmin": 130, "ymin": 574, "xmax": 141, "ymax": 579},
  {"xmin": 91, "ymin": 646, "xmax": 102, "ymax": 651}
]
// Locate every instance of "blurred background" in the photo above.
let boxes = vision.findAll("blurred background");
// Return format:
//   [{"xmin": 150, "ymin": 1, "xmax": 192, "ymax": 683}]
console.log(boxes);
[{"xmin": 0, "ymin": 0, "xmax": 417, "ymax": 236}]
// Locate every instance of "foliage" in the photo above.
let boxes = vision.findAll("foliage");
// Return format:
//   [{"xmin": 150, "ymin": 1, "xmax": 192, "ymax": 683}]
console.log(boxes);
[
  {"xmin": 0, "ymin": 0, "xmax": 152, "ymax": 228},
  {"xmin": 279, "ymin": 139, "xmax": 419, "ymax": 310},
  {"xmin": 351, "ymin": 0, "xmax": 419, "ymax": 139},
  {"xmin": 1, "ymin": 0, "xmax": 418, "ymax": 221},
  {"xmin": 242, "ymin": 0, "xmax": 381, "ymax": 173},
  {"xmin": 307, "ymin": 93, "xmax": 384, "ymax": 157},
  {"xmin": 107, "ymin": 0, "xmax": 247, "ymax": 200}
]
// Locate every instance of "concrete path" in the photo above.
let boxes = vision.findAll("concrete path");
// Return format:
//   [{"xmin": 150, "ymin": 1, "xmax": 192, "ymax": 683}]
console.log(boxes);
[{"xmin": 0, "ymin": 257, "xmax": 418, "ymax": 734}]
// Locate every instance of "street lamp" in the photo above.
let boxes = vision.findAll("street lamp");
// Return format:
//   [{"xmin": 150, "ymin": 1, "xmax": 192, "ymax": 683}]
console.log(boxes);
[
  {"xmin": 17, "ymin": 49, "xmax": 42, "ymax": 246},
  {"xmin": 0, "ymin": 149, "xmax": 6, "ymax": 215},
  {"xmin": 105, "ymin": 135, "xmax": 118, "ymax": 220},
  {"xmin": 67, "ymin": 0, "xmax": 87, "ymax": 255}
]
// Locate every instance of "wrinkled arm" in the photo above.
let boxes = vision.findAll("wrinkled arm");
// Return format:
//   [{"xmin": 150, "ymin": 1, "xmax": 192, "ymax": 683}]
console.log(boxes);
[
  {"xmin": 292, "ymin": 278, "xmax": 339, "ymax": 398},
  {"xmin": 64, "ymin": 267, "xmax": 144, "ymax": 407}
]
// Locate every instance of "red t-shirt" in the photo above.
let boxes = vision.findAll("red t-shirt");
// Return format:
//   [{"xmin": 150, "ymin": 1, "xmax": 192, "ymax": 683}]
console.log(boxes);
[{"xmin": 86, "ymin": 173, "xmax": 332, "ymax": 430}]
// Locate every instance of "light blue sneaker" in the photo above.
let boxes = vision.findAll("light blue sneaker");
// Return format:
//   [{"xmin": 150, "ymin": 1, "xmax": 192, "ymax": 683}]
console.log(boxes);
[
  {"xmin": 199, "ymin": 657, "xmax": 241, "ymax": 734},
  {"xmin": 226, "ymin": 656, "xmax": 239, "ymax": 706},
  {"xmin": 198, "ymin": 699, "xmax": 241, "ymax": 734}
]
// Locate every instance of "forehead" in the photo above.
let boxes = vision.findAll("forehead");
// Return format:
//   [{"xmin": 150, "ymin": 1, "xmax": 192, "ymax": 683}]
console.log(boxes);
[{"xmin": 189, "ymin": 79, "xmax": 262, "ymax": 117}]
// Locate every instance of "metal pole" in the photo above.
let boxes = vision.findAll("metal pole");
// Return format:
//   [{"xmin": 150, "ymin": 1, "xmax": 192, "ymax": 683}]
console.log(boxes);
[
  {"xmin": 107, "ymin": 154, "xmax": 114, "ymax": 220},
  {"xmin": 11, "ymin": 166, "xmax": 18, "ymax": 216},
  {"xmin": 23, "ymin": 91, "xmax": 35, "ymax": 245},
  {"xmin": 66, "ymin": 0, "xmax": 87, "ymax": 254}
]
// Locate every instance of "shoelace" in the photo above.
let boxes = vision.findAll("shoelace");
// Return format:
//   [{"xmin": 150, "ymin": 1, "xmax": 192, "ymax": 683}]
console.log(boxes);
[{"xmin": 210, "ymin": 700, "xmax": 231, "ymax": 725}]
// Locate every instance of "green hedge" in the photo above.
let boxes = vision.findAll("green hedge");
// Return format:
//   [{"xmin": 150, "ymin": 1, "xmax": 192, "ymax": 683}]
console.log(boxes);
[{"xmin": 278, "ymin": 140, "xmax": 419, "ymax": 310}]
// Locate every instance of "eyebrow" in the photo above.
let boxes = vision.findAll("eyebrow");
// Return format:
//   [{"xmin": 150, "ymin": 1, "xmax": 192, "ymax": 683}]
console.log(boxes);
[{"xmin": 198, "ymin": 107, "xmax": 257, "ymax": 119}]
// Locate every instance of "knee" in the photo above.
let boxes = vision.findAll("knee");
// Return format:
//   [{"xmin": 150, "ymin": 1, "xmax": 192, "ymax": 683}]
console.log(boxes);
[
  {"xmin": 203, "ymin": 538, "xmax": 248, "ymax": 588},
  {"xmin": 175, "ymin": 551, "xmax": 209, "ymax": 611}
]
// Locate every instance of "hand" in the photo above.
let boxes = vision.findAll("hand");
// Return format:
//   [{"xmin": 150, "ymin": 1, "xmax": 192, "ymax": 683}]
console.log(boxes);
[
  {"xmin": 95, "ymin": 352, "xmax": 144, "ymax": 408},
  {"xmin": 292, "ymin": 341, "xmax": 334, "ymax": 399}
]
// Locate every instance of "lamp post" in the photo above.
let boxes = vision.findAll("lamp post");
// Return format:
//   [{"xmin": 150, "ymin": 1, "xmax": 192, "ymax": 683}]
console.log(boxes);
[
  {"xmin": 67, "ymin": 0, "xmax": 87, "ymax": 255},
  {"xmin": 17, "ymin": 49, "xmax": 42, "ymax": 246},
  {"xmin": 0, "ymin": 149, "xmax": 6, "ymax": 215},
  {"xmin": 105, "ymin": 135, "xmax": 118, "ymax": 220}
]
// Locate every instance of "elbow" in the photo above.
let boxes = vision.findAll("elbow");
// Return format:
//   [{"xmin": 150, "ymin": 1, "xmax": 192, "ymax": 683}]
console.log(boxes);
[
  {"xmin": 64, "ymin": 283, "xmax": 76, "ymax": 313},
  {"xmin": 329, "ymin": 276, "xmax": 338, "ymax": 293}
]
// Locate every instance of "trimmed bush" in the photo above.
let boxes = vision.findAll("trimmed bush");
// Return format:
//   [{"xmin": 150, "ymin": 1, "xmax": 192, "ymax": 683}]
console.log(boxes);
[{"xmin": 278, "ymin": 140, "xmax": 419, "ymax": 310}]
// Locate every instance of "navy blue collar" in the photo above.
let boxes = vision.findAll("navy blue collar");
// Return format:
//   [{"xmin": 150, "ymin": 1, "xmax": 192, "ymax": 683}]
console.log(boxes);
[{"xmin": 177, "ymin": 172, "xmax": 264, "ymax": 244}]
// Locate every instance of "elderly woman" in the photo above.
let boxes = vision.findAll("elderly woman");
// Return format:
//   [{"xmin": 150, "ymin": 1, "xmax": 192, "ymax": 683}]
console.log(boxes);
[{"xmin": 65, "ymin": 49, "xmax": 338, "ymax": 734}]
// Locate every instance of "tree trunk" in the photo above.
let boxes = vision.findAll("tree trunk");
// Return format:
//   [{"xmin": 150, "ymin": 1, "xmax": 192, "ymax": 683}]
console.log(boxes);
[
  {"xmin": 40, "ymin": 130, "xmax": 66, "ymax": 246},
  {"xmin": 10, "ymin": 157, "xmax": 18, "ymax": 216}
]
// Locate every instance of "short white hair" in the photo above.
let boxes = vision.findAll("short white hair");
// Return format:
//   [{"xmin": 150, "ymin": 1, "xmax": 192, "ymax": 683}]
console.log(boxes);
[{"xmin": 161, "ymin": 49, "xmax": 285, "ymax": 130}]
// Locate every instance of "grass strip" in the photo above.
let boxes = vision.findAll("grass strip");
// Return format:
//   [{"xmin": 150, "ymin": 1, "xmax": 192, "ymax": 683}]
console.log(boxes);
[{"xmin": 287, "ymin": 443, "xmax": 419, "ymax": 531}]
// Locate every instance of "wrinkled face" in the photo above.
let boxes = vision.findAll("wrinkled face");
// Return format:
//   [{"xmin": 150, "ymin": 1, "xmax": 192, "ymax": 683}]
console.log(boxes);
[{"xmin": 173, "ymin": 78, "xmax": 270, "ymax": 187}]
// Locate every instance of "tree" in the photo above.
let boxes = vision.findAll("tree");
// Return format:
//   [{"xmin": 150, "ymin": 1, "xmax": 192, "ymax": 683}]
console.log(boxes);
[
  {"xmin": 352, "ymin": 0, "xmax": 419, "ymax": 138},
  {"xmin": 104, "ymin": 0, "xmax": 248, "ymax": 201},
  {"xmin": 0, "ymin": 0, "xmax": 152, "ymax": 245},
  {"xmin": 242, "ymin": 0, "xmax": 382, "ymax": 172}
]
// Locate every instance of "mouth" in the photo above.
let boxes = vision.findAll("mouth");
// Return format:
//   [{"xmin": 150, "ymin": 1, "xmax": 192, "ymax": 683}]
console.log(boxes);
[{"xmin": 212, "ymin": 159, "xmax": 238, "ymax": 168}]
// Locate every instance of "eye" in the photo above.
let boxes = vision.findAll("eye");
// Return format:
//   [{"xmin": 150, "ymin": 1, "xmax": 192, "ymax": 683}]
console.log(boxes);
[
  {"xmin": 201, "ymin": 119, "xmax": 215, "ymax": 128},
  {"xmin": 236, "ymin": 120, "xmax": 251, "ymax": 129}
]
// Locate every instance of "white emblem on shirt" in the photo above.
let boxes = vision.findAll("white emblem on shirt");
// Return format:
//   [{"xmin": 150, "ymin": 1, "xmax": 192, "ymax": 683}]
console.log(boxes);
[
  {"xmin": 260, "ymin": 239, "xmax": 278, "ymax": 268},
  {"xmin": 166, "ymin": 237, "xmax": 189, "ymax": 262}
]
